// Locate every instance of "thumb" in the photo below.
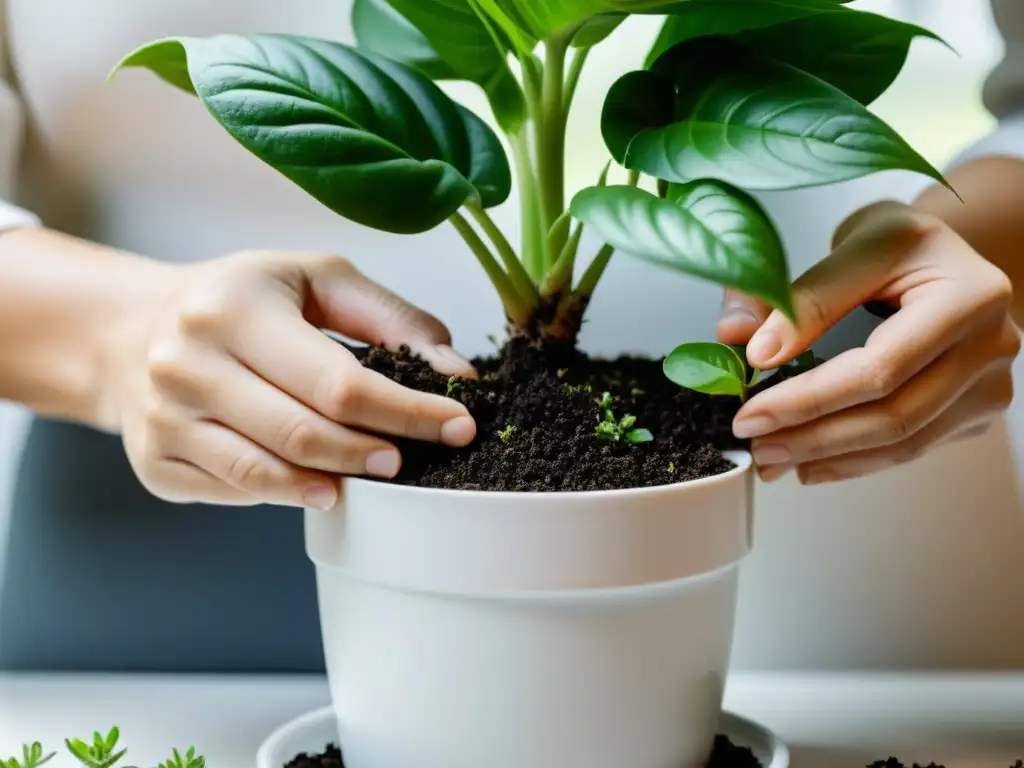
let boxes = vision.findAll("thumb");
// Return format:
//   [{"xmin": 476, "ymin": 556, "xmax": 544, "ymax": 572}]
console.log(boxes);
[
  {"xmin": 745, "ymin": 201, "xmax": 930, "ymax": 370},
  {"xmin": 306, "ymin": 256, "xmax": 477, "ymax": 378},
  {"xmin": 718, "ymin": 290, "xmax": 773, "ymax": 345}
]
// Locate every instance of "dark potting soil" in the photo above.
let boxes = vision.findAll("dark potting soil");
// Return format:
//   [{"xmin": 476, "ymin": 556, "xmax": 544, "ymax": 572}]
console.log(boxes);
[
  {"xmin": 282, "ymin": 743, "xmax": 1024, "ymax": 768},
  {"xmin": 283, "ymin": 734, "xmax": 763, "ymax": 768},
  {"xmin": 351, "ymin": 336, "xmax": 754, "ymax": 493}
]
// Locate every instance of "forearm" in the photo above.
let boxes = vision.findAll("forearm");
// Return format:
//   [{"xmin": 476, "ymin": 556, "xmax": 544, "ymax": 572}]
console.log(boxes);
[
  {"xmin": 0, "ymin": 227, "xmax": 178, "ymax": 431},
  {"xmin": 914, "ymin": 155, "xmax": 1024, "ymax": 324}
]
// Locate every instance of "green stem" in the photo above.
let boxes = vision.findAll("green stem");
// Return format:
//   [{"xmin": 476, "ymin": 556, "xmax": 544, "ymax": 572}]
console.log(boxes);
[
  {"xmin": 563, "ymin": 46, "xmax": 591, "ymax": 113},
  {"xmin": 544, "ymin": 222, "xmax": 583, "ymax": 296},
  {"xmin": 465, "ymin": 202, "xmax": 539, "ymax": 305},
  {"xmin": 511, "ymin": 128, "xmax": 545, "ymax": 284},
  {"xmin": 537, "ymin": 35, "xmax": 569, "ymax": 258},
  {"xmin": 627, "ymin": 168, "xmax": 641, "ymax": 187},
  {"xmin": 574, "ymin": 243, "xmax": 614, "ymax": 297},
  {"xmin": 449, "ymin": 212, "xmax": 530, "ymax": 325}
]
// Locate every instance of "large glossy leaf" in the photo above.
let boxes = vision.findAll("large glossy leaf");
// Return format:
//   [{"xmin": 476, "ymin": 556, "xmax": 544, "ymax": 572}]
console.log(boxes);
[
  {"xmin": 734, "ymin": 9, "xmax": 944, "ymax": 105},
  {"xmin": 111, "ymin": 35, "xmax": 512, "ymax": 234},
  {"xmin": 603, "ymin": 37, "xmax": 947, "ymax": 191},
  {"xmin": 572, "ymin": 14, "xmax": 626, "ymax": 47},
  {"xmin": 570, "ymin": 182, "xmax": 794, "ymax": 316},
  {"xmin": 645, "ymin": 0, "xmax": 851, "ymax": 67},
  {"xmin": 663, "ymin": 343, "xmax": 749, "ymax": 398},
  {"xmin": 351, "ymin": 0, "xmax": 458, "ymax": 80},
  {"xmin": 363, "ymin": 0, "xmax": 526, "ymax": 132}
]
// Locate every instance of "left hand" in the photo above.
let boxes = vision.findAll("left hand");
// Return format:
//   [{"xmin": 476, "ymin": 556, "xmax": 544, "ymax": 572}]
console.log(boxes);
[{"xmin": 717, "ymin": 200, "xmax": 1021, "ymax": 485}]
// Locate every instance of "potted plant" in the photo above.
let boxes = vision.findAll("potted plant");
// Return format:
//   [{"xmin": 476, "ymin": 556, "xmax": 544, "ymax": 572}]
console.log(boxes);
[{"xmin": 109, "ymin": 1, "xmax": 947, "ymax": 766}]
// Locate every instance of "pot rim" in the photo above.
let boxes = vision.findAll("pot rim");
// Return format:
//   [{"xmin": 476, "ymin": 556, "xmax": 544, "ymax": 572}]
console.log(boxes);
[{"xmin": 341, "ymin": 449, "xmax": 752, "ymax": 501}]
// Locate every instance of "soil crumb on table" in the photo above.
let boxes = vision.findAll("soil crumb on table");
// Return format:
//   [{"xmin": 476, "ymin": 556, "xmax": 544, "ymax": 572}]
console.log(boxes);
[{"xmin": 353, "ymin": 337, "xmax": 745, "ymax": 493}]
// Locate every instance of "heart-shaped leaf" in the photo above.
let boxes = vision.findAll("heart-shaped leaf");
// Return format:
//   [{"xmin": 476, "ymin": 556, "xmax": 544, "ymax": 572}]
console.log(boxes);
[
  {"xmin": 646, "ymin": 0, "xmax": 852, "ymax": 67},
  {"xmin": 570, "ymin": 181, "xmax": 794, "ymax": 316},
  {"xmin": 605, "ymin": 36, "xmax": 947, "ymax": 191},
  {"xmin": 368, "ymin": 0, "xmax": 527, "ymax": 132},
  {"xmin": 351, "ymin": 0, "xmax": 458, "ymax": 80},
  {"xmin": 734, "ymin": 9, "xmax": 945, "ymax": 104},
  {"xmin": 111, "ymin": 35, "xmax": 512, "ymax": 234},
  {"xmin": 663, "ymin": 343, "xmax": 749, "ymax": 398}
]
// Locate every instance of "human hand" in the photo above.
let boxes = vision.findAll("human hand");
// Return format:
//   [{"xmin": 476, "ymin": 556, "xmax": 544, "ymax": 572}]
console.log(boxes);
[
  {"xmin": 717, "ymin": 200, "xmax": 1020, "ymax": 485},
  {"xmin": 111, "ymin": 250, "xmax": 477, "ymax": 509}
]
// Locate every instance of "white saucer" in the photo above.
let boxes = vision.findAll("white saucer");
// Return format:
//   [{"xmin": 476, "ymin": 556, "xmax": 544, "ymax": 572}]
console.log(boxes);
[{"xmin": 257, "ymin": 706, "xmax": 789, "ymax": 768}]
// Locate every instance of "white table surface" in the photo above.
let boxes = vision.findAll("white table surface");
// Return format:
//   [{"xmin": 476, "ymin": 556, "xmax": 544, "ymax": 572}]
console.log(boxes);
[{"xmin": 3, "ymin": 673, "xmax": 1024, "ymax": 768}]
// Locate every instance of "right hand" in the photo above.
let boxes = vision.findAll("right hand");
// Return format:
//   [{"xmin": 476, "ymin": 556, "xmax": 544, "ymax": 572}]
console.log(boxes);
[{"xmin": 110, "ymin": 249, "xmax": 477, "ymax": 510}]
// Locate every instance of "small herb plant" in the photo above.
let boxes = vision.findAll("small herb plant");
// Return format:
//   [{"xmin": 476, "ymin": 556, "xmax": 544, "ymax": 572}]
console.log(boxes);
[
  {"xmin": 109, "ymin": 0, "xmax": 950, "ymax": 397},
  {"xmin": 4, "ymin": 730, "xmax": 203, "ymax": 768},
  {"xmin": 595, "ymin": 392, "xmax": 653, "ymax": 444}
]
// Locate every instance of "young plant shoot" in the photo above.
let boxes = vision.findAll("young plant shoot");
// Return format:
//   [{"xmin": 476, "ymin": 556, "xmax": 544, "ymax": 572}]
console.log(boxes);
[
  {"xmin": 595, "ymin": 392, "xmax": 653, "ymax": 444},
  {"xmin": 109, "ymin": 0, "xmax": 950, "ymax": 391},
  {"xmin": 5, "ymin": 729, "xmax": 204, "ymax": 768}
]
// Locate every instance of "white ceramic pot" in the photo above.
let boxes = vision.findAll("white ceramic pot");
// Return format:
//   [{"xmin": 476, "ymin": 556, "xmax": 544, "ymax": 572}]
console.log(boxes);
[{"xmin": 305, "ymin": 450, "xmax": 754, "ymax": 768}]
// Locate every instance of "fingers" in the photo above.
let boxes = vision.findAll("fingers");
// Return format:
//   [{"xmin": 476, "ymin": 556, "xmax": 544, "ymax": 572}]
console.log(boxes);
[
  {"xmin": 219, "ymin": 305, "xmax": 476, "ymax": 447},
  {"xmin": 735, "ymin": 253, "xmax": 1013, "ymax": 440},
  {"xmin": 158, "ymin": 419, "xmax": 341, "ymax": 509},
  {"xmin": 748, "ymin": 318, "xmax": 1019, "ymax": 467},
  {"xmin": 306, "ymin": 256, "xmax": 477, "ymax": 377},
  {"xmin": 745, "ymin": 205, "xmax": 937, "ymax": 371},
  {"xmin": 718, "ymin": 290, "xmax": 772, "ymax": 346},
  {"xmin": 794, "ymin": 367, "xmax": 1013, "ymax": 485},
  {"xmin": 155, "ymin": 352, "xmax": 404, "ymax": 478}
]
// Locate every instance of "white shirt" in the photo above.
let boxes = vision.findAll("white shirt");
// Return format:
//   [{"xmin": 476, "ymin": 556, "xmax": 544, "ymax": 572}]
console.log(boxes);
[{"xmin": 1, "ymin": 1, "xmax": 1023, "ymax": 671}]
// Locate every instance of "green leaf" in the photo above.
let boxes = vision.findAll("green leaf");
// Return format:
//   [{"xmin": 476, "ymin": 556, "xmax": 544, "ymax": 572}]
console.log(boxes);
[
  {"xmin": 626, "ymin": 428, "xmax": 654, "ymax": 444},
  {"xmin": 734, "ymin": 9, "xmax": 945, "ymax": 104},
  {"xmin": 365, "ymin": 0, "xmax": 527, "ymax": 132},
  {"xmin": 605, "ymin": 36, "xmax": 947, "ymax": 192},
  {"xmin": 663, "ymin": 342, "xmax": 749, "ymax": 397},
  {"xmin": 111, "ymin": 34, "xmax": 512, "ymax": 235},
  {"xmin": 572, "ymin": 14, "xmax": 626, "ymax": 47},
  {"xmin": 645, "ymin": 0, "xmax": 851, "ymax": 67},
  {"xmin": 351, "ymin": 0, "xmax": 458, "ymax": 80},
  {"xmin": 570, "ymin": 182, "xmax": 794, "ymax": 317}
]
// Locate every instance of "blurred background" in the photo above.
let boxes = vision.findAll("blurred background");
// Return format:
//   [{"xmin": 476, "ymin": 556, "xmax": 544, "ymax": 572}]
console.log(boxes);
[{"xmin": 1, "ymin": 0, "xmax": 1022, "ymax": 672}]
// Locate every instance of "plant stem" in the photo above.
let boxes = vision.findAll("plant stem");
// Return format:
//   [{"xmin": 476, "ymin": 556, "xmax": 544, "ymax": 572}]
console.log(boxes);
[
  {"xmin": 574, "ymin": 243, "xmax": 614, "ymax": 297},
  {"xmin": 537, "ymin": 35, "xmax": 569, "ymax": 260},
  {"xmin": 465, "ymin": 202, "xmax": 539, "ymax": 304},
  {"xmin": 510, "ymin": 128, "xmax": 545, "ymax": 284},
  {"xmin": 563, "ymin": 46, "xmax": 590, "ymax": 113},
  {"xmin": 543, "ymin": 222, "xmax": 583, "ymax": 296},
  {"xmin": 449, "ymin": 212, "xmax": 530, "ymax": 325},
  {"xmin": 626, "ymin": 168, "xmax": 641, "ymax": 187}
]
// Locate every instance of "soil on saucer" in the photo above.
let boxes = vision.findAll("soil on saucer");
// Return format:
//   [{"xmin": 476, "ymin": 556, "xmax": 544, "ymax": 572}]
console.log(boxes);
[
  {"xmin": 350, "ymin": 335, "xmax": 749, "ymax": 493},
  {"xmin": 282, "ymin": 734, "xmax": 764, "ymax": 768}
]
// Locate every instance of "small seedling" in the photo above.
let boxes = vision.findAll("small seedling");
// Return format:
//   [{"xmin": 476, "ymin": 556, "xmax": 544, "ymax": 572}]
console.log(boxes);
[
  {"xmin": 446, "ymin": 376, "xmax": 461, "ymax": 396},
  {"xmin": 1, "ymin": 743, "xmax": 55, "ymax": 768},
  {"xmin": 595, "ymin": 392, "xmax": 653, "ymax": 445},
  {"xmin": 667, "ymin": 462, "xmax": 676, "ymax": 475},
  {"xmin": 664, "ymin": 344, "xmax": 824, "ymax": 401},
  {"xmin": 156, "ymin": 748, "xmax": 205, "ymax": 768},
  {"xmin": 498, "ymin": 425, "xmax": 515, "ymax": 443},
  {"xmin": 66, "ymin": 728, "xmax": 128, "ymax": 768}
]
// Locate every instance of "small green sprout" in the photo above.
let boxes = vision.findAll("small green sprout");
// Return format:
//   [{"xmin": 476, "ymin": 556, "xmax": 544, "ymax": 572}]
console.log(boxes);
[
  {"xmin": 498, "ymin": 425, "xmax": 515, "ymax": 443},
  {"xmin": 157, "ymin": 748, "xmax": 205, "ymax": 768},
  {"xmin": 663, "ymin": 343, "xmax": 824, "ymax": 401},
  {"xmin": 556, "ymin": 368, "xmax": 568, "ymax": 379},
  {"xmin": 667, "ymin": 461, "xmax": 675, "ymax": 474},
  {"xmin": 446, "ymin": 376, "xmax": 461, "ymax": 396},
  {"xmin": 1, "ymin": 743, "xmax": 55, "ymax": 768},
  {"xmin": 66, "ymin": 728, "xmax": 128, "ymax": 768},
  {"xmin": 564, "ymin": 382, "xmax": 592, "ymax": 395},
  {"xmin": 595, "ymin": 392, "xmax": 653, "ymax": 445}
]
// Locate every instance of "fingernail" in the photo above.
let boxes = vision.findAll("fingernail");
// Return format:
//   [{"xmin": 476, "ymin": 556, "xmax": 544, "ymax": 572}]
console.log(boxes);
[
  {"xmin": 758, "ymin": 464, "xmax": 792, "ymax": 483},
  {"xmin": 304, "ymin": 485, "xmax": 337, "ymax": 511},
  {"xmin": 440, "ymin": 415, "xmax": 476, "ymax": 446},
  {"xmin": 753, "ymin": 443, "xmax": 792, "ymax": 466},
  {"xmin": 365, "ymin": 449, "xmax": 401, "ymax": 478},
  {"xmin": 747, "ymin": 329, "xmax": 782, "ymax": 365},
  {"xmin": 734, "ymin": 414, "xmax": 776, "ymax": 439},
  {"xmin": 434, "ymin": 345, "xmax": 476, "ymax": 374},
  {"xmin": 802, "ymin": 468, "xmax": 843, "ymax": 486}
]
